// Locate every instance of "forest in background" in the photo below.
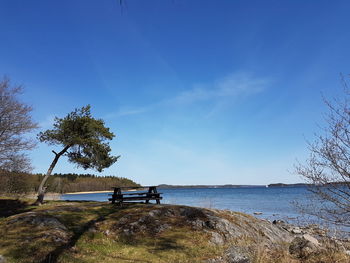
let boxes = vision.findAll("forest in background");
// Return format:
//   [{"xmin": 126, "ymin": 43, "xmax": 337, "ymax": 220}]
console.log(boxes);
[{"xmin": 0, "ymin": 171, "xmax": 139, "ymax": 194}]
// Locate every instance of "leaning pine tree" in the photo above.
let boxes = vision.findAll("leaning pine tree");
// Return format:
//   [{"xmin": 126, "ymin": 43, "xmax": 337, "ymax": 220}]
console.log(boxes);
[{"xmin": 35, "ymin": 105, "xmax": 119, "ymax": 205}]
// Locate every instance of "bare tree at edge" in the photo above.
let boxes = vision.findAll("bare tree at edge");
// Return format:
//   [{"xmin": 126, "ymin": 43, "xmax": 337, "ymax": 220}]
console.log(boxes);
[
  {"xmin": 0, "ymin": 77, "xmax": 38, "ymax": 172},
  {"xmin": 295, "ymin": 76, "xmax": 350, "ymax": 227}
]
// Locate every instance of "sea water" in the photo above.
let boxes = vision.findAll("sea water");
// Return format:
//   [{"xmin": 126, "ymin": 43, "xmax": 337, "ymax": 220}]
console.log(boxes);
[{"xmin": 61, "ymin": 186, "xmax": 314, "ymax": 223}]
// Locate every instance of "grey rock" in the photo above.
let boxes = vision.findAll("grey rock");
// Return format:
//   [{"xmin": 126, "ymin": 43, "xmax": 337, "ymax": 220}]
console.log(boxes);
[
  {"xmin": 302, "ymin": 234, "xmax": 319, "ymax": 246},
  {"xmin": 207, "ymin": 212, "xmax": 294, "ymax": 245},
  {"xmin": 210, "ymin": 232, "xmax": 225, "ymax": 245},
  {"xmin": 289, "ymin": 235, "xmax": 319, "ymax": 258},
  {"xmin": 205, "ymin": 257, "xmax": 224, "ymax": 263},
  {"xmin": 225, "ymin": 246, "xmax": 250, "ymax": 263},
  {"xmin": 189, "ymin": 207, "xmax": 293, "ymax": 245},
  {"xmin": 117, "ymin": 215, "xmax": 131, "ymax": 225},
  {"xmin": 5, "ymin": 212, "xmax": 71, "ymax": 245},
  {"xmin": 148, "ymin": 209, "xmax": 162, "ymax": 217},
  {"xmin": 0, "ymin": 255, "xmax": 6, "ymax": 263},
  {"xmin": 116, "ymin": 212, "xmax": 172, "ymax": 236},
  {"xmin": 8, "ymin": 213, "xmax": 67, "ymax": 231},
  {"xmin": 291, "ymin": 227, "xmax": 302, "ymax": 234},
  {"xmin": 157, "ymin": 223, "xmax": 171, "ymax": 233},
  {"xmin": 100, "ymin": 205, "xmax": 295, "ymax": 249},
  {"xmin": 179, "ymin": 207, "xmax": 207, "ymax": 221}
]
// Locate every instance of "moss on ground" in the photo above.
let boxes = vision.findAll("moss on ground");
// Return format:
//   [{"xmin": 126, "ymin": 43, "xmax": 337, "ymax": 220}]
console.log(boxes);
[{"xmin": 58, "ymin": 228, "xmax": 223, "ymax": 263}]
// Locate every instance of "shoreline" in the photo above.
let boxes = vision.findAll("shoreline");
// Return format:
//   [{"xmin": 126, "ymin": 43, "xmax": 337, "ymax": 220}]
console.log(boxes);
[
  {"xmin": 23, "ymin": 192, "xmax": 61, "ymax": 200},
  {"xmin": 64, "ymin": 190, "xmax": 113, "ymax": 195}
]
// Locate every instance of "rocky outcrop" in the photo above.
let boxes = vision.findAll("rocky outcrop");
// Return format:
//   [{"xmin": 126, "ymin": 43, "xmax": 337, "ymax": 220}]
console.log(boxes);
[
  {"xmin": 8, "ymin": 212, "xmax": 68, "ymax": 231},
  {"xmin": 206, "ymin": 246, "xmax": 250, "ymax": 263},
  {"xmin": 97, "ymin": 205, "xmax": 295, "ymax": 248},
  {"xmin": 96, "ymin": 205, "xmax": 348, "ymax": 262},
  {"xmin": 1, "ymin": 203, "xmax": 348, "ymax": 263},
  {"xmin": 5, "ymin": 211, "xmax": 71, "ymax": 245},
  {"xmin": 273, "ymin": 219, "xmax": 350, "ymax": 260}
]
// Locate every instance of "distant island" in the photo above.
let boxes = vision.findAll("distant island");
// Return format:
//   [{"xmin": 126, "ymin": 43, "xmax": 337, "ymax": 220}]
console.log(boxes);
[
  {"xmin": 268, "ymin": 183, "xmax": 310, "ymax": 187},
  {"xmin": 268, "ymin": 182, "xmax": 349, "ymax": 187},
  {"xmin": 157, "ymin": 184, "xmax": 265, "ymax": 189},
  {"xmin": 157, "ymin": 183, "xmax": 310, "ymax": 189}
]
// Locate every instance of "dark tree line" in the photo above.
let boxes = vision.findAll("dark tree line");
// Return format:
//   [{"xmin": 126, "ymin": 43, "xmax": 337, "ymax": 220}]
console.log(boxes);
[{"xmin": 0, "ymin": 171, "xmax": 139, "ymax": 194}]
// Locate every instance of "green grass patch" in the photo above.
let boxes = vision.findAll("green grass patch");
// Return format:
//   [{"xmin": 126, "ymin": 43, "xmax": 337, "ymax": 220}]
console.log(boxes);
[{"xmin": 58, "ymin": 227, "xmax": 223, "ymax": 263}]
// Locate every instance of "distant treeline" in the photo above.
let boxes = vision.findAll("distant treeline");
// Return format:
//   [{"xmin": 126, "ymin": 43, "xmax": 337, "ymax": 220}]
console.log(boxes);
[
  {"xmin": 0, "ymin": 170, "xmax": 140, "ymax": 194},
  {"xmin": 267, "ymin": 183, "xmax": 310, "ymax": 187},
  {"xmin": 157, "ymin": 184, "xmax": 266, "ymax": 189}
]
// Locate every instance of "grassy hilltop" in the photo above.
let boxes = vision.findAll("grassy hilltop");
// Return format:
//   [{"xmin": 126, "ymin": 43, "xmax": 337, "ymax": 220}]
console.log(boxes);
[{"xmin": 0, "ymin": 199, "xmax": 349, "ymax": 263}]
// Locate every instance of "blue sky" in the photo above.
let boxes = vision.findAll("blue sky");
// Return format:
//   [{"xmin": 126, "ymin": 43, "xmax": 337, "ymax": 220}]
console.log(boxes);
[{"xmin": 1, "ymin": 0, "xmax": 350, "ymax": 185}]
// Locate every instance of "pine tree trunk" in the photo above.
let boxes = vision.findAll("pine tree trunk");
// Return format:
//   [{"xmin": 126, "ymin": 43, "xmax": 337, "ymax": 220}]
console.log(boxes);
[{"xmin": 34, "ymin": 145, "xmax": 70, "ymax": 205}]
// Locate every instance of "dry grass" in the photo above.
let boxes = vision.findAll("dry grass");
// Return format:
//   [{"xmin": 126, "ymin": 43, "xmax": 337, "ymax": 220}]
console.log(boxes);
[{"xmin": 249, "ymin": 241, "xmax": 350, "ymax": 263}]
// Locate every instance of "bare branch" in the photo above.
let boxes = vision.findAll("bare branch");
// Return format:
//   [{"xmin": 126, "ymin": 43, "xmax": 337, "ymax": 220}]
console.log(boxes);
[
  {"xmin": 0, "ymin": 77, "xmax": 38, "ymax": 173},
  {"xmin": 295, "ymin": 75, "xmax": 350, "ymax": 227}
]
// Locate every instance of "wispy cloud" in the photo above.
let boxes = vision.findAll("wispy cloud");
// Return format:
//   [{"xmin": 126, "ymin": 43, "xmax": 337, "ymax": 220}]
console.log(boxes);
[
  {"xmin": 173, "ymin": 72, "xmax": 269, "ymax": 104},
  {"xmin": 105, "ymin": 107, "xmax": 148, "ymax": 119},
  {"xmin": 106, "ymin": 72, "xmax": 270, "ymax": 119}
]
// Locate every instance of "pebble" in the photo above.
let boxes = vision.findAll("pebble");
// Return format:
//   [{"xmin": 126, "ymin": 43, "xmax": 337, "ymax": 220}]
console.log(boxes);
[
  {"xmin": 291, "ymin": 227, "xmax": 302, "ymax": 234},
  {"xmin": 302, "ymin": 234, "xmax": 319, "ymax": 246}
]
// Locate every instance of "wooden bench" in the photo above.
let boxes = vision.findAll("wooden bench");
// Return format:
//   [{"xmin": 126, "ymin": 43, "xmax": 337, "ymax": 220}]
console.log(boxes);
[{"xmin": 108, "ymin": 186, "xmax": 163, "ymax": 206}]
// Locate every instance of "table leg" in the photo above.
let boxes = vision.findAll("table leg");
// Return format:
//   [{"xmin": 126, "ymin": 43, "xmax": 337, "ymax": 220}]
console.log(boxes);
[{"xmin": 112, "ymin": 188, "xmax": 121, "ymax": 204}]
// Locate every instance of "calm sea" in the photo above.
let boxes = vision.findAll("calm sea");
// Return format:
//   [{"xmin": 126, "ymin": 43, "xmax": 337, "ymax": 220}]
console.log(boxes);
[{"xmin": 62, "ymin": 186, "xmax": 315, "ymax": 224}]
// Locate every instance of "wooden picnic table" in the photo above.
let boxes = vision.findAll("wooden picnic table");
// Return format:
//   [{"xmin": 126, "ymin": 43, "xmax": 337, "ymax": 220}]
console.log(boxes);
[{"xmin": 108, "ymin": 186, "xmax": 163, "ymax": 205}]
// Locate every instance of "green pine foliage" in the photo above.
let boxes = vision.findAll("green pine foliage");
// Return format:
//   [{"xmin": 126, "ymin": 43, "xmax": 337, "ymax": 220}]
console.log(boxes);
[
  {"xmin": 35, "ymin": 105, "xmax": 121, "ymax": 204},
  {"xmin": 38, "ymin": 105, "xmax": 119, "ymax": 172}
]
